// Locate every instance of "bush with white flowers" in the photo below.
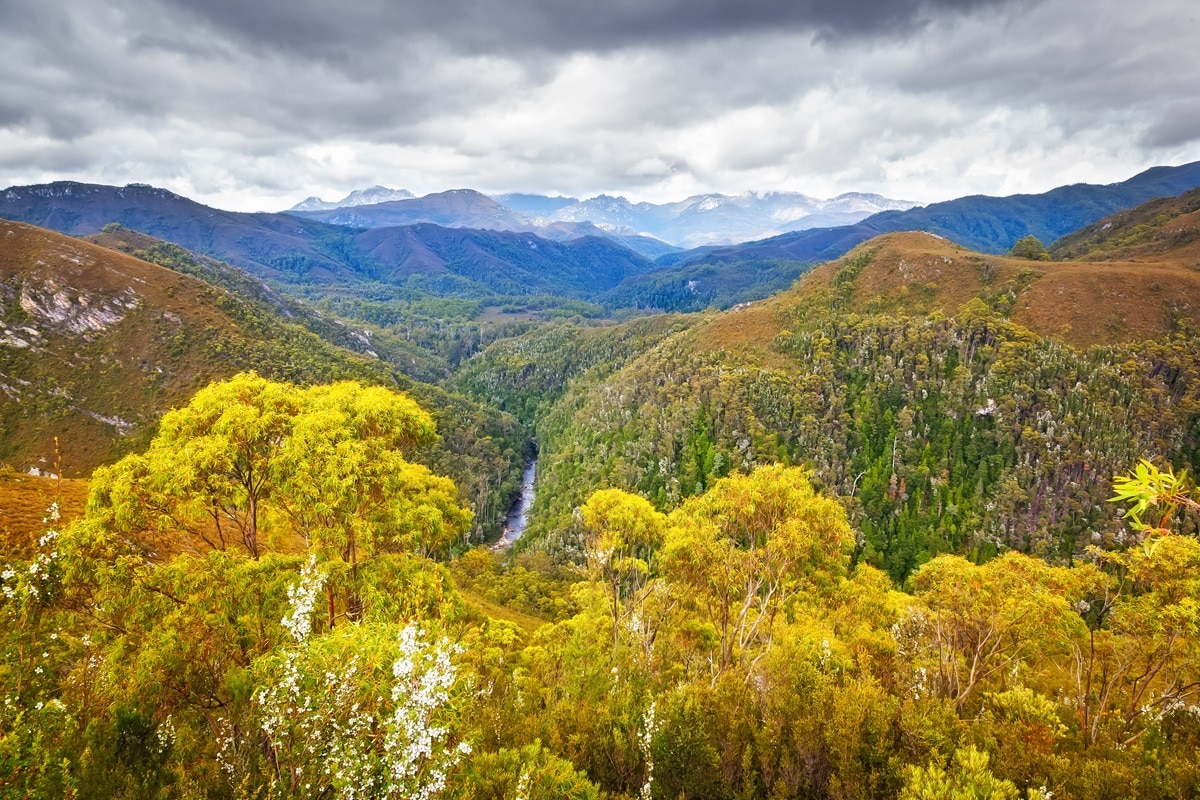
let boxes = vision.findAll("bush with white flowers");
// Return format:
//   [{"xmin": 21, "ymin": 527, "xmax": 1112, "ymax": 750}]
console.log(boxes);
[{"xmin": 253, "ymin": 558, "xmax": 470, "ymax": 799}]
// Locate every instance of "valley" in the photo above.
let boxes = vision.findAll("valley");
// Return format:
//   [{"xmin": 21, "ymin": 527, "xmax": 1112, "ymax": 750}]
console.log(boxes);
[{"xmin": 3, "ymin": 171, "xmax": 1200, "ymax": 799}]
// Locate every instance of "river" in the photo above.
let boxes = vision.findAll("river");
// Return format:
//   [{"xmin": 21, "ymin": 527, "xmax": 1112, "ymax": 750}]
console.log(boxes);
[{"xmin": 492, "ymin": 458, "xmax": 536, "ymax": 550}]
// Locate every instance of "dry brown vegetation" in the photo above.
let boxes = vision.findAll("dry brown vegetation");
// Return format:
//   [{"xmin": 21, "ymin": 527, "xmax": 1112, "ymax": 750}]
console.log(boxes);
[
  {"xmin": 687, "ymin": 300, "xmax": 790, "ymax": 367},
  {"xmin": 0, "ymin": 220, "xmax": 386, "ymax": 477},
  {"xmin": 0, "ymin": 468, "xmax": 88, "ymax": 557},
  {"xmin": 773, "ymin": 228, "xmax": 1200, "ymax": 349}
]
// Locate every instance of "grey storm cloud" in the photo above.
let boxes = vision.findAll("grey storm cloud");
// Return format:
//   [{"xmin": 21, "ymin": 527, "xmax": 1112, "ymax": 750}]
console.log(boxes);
[
  {"xmin": 1142, "ymin": 103, "xmax": 1200, "ymax": 149},
  {"xmin": 1, "ymin": 0, "xmax": 1198, "ymax": 209},
  {"xmin": 159, "ymin": 0, "xmax": 1022, "ymax": 59}
]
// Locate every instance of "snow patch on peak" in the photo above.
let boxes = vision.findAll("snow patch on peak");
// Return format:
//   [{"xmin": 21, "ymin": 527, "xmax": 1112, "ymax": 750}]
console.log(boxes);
[{"xmin": 288, "ymin": 186, "xmax": 414, "ymax": 212}]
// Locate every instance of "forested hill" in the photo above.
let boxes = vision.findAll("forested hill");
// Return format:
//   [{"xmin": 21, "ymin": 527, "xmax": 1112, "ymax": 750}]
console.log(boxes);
[
  {"xmin": 0, "ymin": 220, "xmax": 527, "ymax": 540},
  {"xmin": 0, "ymin": 182, "xmax": 362, "ymax": 280},
  {"xmin": 0, "ymin": 219, "xmax": 381, "ymax": 472},
  {"xmin": 1049, "ymin": 184, "xmax": 1200, "ymax": 263},
  {"xmin": 860, "ymin": 160, "xmax": 1200, "ymax": 254},
  {"xmin": 469, "ymin": 225, "xmax": 1200, "ymax": 577},
  {"xmin": 798, "ymin": 231, "xmax": 1200, "ymax": 348},
  {"xmin": 4, "ymin": 191, "xmax": 1200, "ymax": 798}
]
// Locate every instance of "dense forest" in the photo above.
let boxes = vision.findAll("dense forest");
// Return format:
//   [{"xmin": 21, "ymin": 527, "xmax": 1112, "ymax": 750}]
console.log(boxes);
[
  {"xmin": 3, "ymin": 373, "xmax": 1199, "ymax": 799},
  {"xmin": 4, "ymin": 189, "xmax": 1200, "ymax": 799}
]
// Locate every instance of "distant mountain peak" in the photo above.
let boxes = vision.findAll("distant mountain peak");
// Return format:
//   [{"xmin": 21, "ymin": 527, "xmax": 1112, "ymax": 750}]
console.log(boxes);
[{"xmin": 287, "ymin": 185, "xmax": 414, "ymax": 212}]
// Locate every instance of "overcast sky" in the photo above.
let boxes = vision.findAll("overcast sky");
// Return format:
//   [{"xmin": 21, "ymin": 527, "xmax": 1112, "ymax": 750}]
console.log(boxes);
[{"xmin": 1, "ymin": 0, "xmax": 1197, "ymax": 211}]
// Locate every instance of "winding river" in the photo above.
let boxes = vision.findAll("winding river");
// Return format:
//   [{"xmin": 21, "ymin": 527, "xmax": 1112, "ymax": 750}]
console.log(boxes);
[{"xmin": 492, "ymin": 458, "xmax": 537, "ymax": 550}]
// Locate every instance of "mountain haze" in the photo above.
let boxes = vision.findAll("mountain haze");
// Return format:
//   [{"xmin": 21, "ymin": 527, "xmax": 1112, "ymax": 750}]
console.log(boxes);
[
  {"xmin": 546, "ymin": 190, "xmax": 918, "ymax": 248},
  {"xmin": 286, "ymin": 186, "xmax": 918, "ymax": 248},
  {"xmin": 682, "ymin": 161, "xmax": 1200, "ymax": 269},
  {"xmin": 293, "ymin": 189, "xmax": 531, "ymax": 231}
]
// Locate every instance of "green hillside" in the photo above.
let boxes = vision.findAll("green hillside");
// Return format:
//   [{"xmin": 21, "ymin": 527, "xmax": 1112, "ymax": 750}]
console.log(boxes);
[
  {"xmin": 0, "ymin": 220, "xmax": 525, "ymax": 541},
  {"xmin": 469, "ymin": 227, "xmax": 1200, "ymax": 575},
  {"xmin": 0, "ymin": 220, "xmax": 390, "ymax": 474},
  {"xmin": 1049, "ymin": 185, "xmax": 1200, "ymax": 265}
]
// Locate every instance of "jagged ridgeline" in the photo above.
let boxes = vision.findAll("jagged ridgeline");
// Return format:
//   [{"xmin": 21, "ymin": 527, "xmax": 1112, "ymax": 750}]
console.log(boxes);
[
  {"xmin": 0, "ymin": 221, "xmax": 525, "ymax": 541},
  {"xmin": 468, "ymin": 229, "xmax": 1200, "ymax": 577}
]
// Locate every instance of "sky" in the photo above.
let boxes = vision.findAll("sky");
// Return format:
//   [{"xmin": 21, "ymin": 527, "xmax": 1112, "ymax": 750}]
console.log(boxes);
[{"xmin": 1, "ymin": 0, "xmax": 1198, "ymax": 212}]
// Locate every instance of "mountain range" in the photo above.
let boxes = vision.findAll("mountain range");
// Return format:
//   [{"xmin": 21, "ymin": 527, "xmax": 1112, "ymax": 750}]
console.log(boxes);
[
  {"xmin": 0, "ymin": 182, "xmax": 658, "ymax": 300},
  {"xmin": 289, "ymin": 185, "xmax": 416, "ymax": 211},
  {"xmin": 287, "ymin": 187, "xmax": 919, "ymax": 248},
  {"xmin": 4, "ymin": 161, "xmax": 1200, "ymax": 316},
  {"xmin": 676, "ymin": 161, "xmax": 1200, "ymax": 268}
]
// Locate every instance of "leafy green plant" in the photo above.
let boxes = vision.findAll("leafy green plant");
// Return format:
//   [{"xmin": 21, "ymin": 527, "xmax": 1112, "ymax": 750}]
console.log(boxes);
[{"xmin": 1110, "ymin": 459, "xmax": 1200, "ymax": 532}]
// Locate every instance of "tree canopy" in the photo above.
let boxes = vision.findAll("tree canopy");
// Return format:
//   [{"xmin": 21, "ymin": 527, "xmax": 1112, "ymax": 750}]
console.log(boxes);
[
  {"xmin": 86, "ymin": 372, "xmax": 471, "ymax": 563},
  {"xmin": 1009, "ymin": 234, "xmax": 1051, "ymax": 261}
]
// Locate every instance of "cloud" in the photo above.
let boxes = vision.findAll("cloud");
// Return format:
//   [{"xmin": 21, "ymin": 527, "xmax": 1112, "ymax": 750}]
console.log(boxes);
[
  {"xmin": 1, "ymin": 0, "xmax": 1198, "ymax": 211},
  {"xmin": 1141, "ymin": 102, "xmax": 1200, "ymax": 149},
  {"xmin": 158, "ymin": 0, "xmax": 1022, "ymax": 59}
]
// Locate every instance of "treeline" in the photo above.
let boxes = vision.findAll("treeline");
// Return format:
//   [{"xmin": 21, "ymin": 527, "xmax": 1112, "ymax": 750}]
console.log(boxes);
[{"xmin": 601, "ymin": 258, "xmax": 811, "ymax": 313}]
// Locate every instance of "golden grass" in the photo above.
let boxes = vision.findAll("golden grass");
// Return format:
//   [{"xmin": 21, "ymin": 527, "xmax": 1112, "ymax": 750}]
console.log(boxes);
[
  {"xmin": 795, "ymin": 231, "xmax": 1200, "ymax": 348},
  {"xmin": 0, "ymin": 220, "xmax": 247, "ymax": 476},
  {"xmin": 0, "ymin": 470, "xmax": 88, "ymax": 559},
  {"xmin": 458, "ymin": 588, "xmax": 547, "ymax": 635},
  {"xmin": 690, "ymin": 300, "xmax": 792, "ymax": 369},
  {"xmin": 1010, "ymin": 260, "xmax": 1200, "ymax": 348}
]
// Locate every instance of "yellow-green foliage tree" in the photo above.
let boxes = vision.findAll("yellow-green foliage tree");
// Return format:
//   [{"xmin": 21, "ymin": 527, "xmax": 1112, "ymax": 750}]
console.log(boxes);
[
  {"xmin": 87, "ymin": 372, "xmax": 470, "ymax": 565},
  {"xmin": 900, "ymin": 553, "xmax": 1096, "ymax": 713},
  {"xmin": 1, "ymin": 374, "xmax": 486, "ymax": 799},
  {"xmin": 1009, "ymin": 234, "xmax": 1051, "ymax": 261},
  {"xmin": 663, "ymin": 464, "xmax": 855, "ymax": 673},
  {"xmin": 901, "ymin": 746, "xmax": 1026, "ymax": 800},
  {"xmin": 580, "ymin": 488, "xmax": 667, "ymax": 661}
]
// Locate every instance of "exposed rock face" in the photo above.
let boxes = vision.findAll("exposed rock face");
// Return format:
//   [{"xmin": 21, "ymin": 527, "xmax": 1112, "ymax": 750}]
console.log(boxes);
[
  {"xmin": 17, "ymin": 280, "xmax": 138, "ymax": 336},
  {"xmin": 2, "ymin": 275, "xmax": 139, "ymax": 351}
]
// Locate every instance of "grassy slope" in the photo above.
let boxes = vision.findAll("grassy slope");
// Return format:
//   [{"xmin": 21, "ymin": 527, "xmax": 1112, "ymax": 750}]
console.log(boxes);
[
  {"xmin": 84, "ymin": 226, "xmax": 452, "ymax": 382},
  {"xmin": 647, "ymin": 223, "xmax": 1200, "ymax": 370},
  {"xmin": 0, "ymin": 220, "xmax": 393, "ymax": 476},
  {"xmin": 1049, "ymin": 185, "xmax": 1200, "ymax": 265},
  {"xmin": 768, "ymin": 229, "xmax": 1200, "ymax": 350}
]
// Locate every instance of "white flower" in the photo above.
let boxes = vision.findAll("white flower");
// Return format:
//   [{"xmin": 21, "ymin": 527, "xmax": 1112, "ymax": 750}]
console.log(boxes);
[
  {"xmin": 281, "ymin": 555, "xmax": 326, "ymax": 644},
  {"xmin": 255, "ymin": 623, "xmax": 467, "ymax": 800}
]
